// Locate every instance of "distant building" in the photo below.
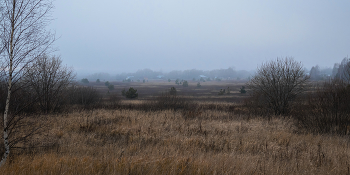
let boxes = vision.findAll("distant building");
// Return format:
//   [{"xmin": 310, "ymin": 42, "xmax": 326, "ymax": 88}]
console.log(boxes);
[{"xmin": 126, "ymin": 76, "xmax": 134, "ymax": 80}]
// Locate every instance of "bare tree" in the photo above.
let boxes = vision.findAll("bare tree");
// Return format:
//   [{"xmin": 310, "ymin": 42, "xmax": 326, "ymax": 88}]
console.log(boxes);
[
  {"xmin": 247, "ymin": 57, "xmax": 309, "ymax": 115},
  {"xmin": 24, "ymin": 54, "xmax": 75, "ymax": 113},
  {"xmin": 0, "ymin": 0, "xmax": 55, "ymax": 166}
]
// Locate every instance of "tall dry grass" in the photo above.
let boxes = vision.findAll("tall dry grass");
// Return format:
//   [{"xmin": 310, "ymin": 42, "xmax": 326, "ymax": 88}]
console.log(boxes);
[{"xmin": 1, "ymin": 105, "xmax": 350, "ymax": 174}]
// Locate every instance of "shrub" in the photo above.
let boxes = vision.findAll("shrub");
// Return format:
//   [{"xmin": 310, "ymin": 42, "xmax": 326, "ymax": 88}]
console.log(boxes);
[
  {"xmin": 239, "ymin": 86, "xmax": 246, "ymax": 94},
  {"xmin": 125, "ymin": 87, "xmax": 138, "ymax": 99},
  {"xmin": 81, "ymin": 78, "xmax": 89, "ymax": 84},
  {"xmin": 169, "ymin": 87, "xmax": 177, "ymax": 95},
  {"xmin": 294, "ymin": 79, "xmax": 350, "ymax": 135},
  {"xmin": 247, "ymin": 57, "xmax": 309, "ymax": 115},
  {"xmin": 152, "ymin": 93, "xmax": 196, "ymax": 111},
  {"xmin": 183, "ymin": 81, "xmax": 188, "ymax": 87},
  {"xmin": 143, "ymin": 79, "xmax": 145, "ymax": 83},
  {"xmin": 175, "ymin": 79, "xmax": 180, "ymax": 85},
  {"xmin": 218, "ymin": 89, "xmax": 225, "ymax": 95},
  {"xmin": 96, "ymin": 79, "xmax": 100, "ymax": 83},
  {"xmin": 168, "ymin": 79, "xmax": 171, "ymax": 82},
  {"xmin": 108, "ymin": 84, "xmax": 114, "ymax": 90},
  {"xmin": 121, "ymin": 88, "xmax": 126, "ymax": 96},
  {"xmin": 23, "ymin": 55, "xmax": 75, "ymax": 113},
  {"xmin": 66, "ymin": 85, "xmax": 101, "ymax": 109},
  {"xmin": 105, "ymin": 81, "xmax": 110, "ymax": 86},
  {"xmin": 197, "ymin": 82, "xmax": 201, "ymax": 88}
]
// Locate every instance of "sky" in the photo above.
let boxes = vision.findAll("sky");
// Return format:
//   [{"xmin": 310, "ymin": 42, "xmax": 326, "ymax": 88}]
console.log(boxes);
[{"xmin": 50, "ymin": 0, "xmax": 350, "ymax": 75}]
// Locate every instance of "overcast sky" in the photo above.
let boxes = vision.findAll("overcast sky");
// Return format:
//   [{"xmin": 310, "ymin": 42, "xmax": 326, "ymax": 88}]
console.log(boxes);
[{"xmin": 50, "ymin": 0, "xmax": 350, "ymax": 75}]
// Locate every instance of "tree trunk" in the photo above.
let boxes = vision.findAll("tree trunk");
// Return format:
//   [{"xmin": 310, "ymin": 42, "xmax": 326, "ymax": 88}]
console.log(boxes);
[
  {"xmin": 0, "ymin": 0, "xmax": 15, "ymax": 166},
  {"xmin": 0, "ymin": 76, "xmax": 12, "ymax": 167}
]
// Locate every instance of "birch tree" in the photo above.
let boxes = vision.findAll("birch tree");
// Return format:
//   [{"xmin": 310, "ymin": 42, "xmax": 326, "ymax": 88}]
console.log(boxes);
[{"xmin": 0, "ymin": 0, "xmax": 55, "ymax": 166}]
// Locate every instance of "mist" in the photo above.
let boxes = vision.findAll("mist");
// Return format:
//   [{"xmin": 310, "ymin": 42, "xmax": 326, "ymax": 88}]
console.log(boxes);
[{"xmin": 50, "ymin": 1, "xmax": 350, "ymax": 76}]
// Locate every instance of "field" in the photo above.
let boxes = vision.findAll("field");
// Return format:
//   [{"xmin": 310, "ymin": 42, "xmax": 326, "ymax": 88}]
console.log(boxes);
[{"xmin": 1, "ymin": 80, "xmax": 350, "ymax": 174}]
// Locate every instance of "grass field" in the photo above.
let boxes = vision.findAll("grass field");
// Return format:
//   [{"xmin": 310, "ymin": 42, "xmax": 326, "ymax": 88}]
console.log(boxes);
[{"xmin": 1, "ymin": 80, "xmax": 350, "ymax": 174}]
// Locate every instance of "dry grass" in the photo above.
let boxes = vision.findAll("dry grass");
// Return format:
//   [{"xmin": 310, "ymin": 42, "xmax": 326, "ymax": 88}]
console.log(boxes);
[{"xmin": 1, "ymin": 105, "xmax": 350, "ymax": 174}]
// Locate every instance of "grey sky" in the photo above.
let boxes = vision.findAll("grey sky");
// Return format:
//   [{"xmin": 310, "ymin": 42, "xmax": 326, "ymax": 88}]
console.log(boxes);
[{"xmin": 50, "ymin": 0, "xmax": 350, "ymax": 75}]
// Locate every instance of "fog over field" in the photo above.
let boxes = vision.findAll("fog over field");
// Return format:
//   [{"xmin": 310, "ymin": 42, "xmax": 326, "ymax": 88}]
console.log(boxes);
[{"xmin": 51, "ymin": 1, "xmax": 350, "ymax": 76}]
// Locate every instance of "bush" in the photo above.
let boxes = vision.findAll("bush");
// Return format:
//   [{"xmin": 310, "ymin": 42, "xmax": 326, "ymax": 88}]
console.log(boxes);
[
  {"xmin": 66, "ymin": 85, "xmax": 101, "ymax": 109},
  {"xmin": 125, "ymin": 87, "xmax": 138, "ymax": 99},
  {"xmin": 24, "ymin": 55, "xmax": 75, "ymax": 113},
  {"xmin": 183, "ymin": 81, "xmax": 188, "ymax": 87},
  {"xmin": 96, "ymin": 79, "xmax": 100, "ymax": 83},
  {"xmin": 169, "ymin": 87, "xmax": 177, "ymax": 95},
  {"xmin": 175, "ymin": 79, "xmax": 180, "ymax": 85},
  {"xmin": 108, "ymin": 84, "xmax": 114, "ymax": 90},
  {"xmin": 152, "ymin": 93, "xmax": 196, "ymax": 111},
  {"xmin": 294, "ymin": 79, "xmax": 350, "ymax": 135},
  {"xmin": 168, "ymin": 79, "xmax": 171, "ymax": 82},
  {"xmin": 197, "ymin": 82, "xmax": 201, "ymax": 88},
  {"xmin": 239, "ymin": 86, "xmax": 246, "ymax": 94},
  {"xmin": 81, "ymin": 78, "xmax": 89, "ymax": 84},
  {"xmin": 218, "ymin": 89, "xmax": 225, "ymax": 95},
  {"xmin": 143, "ymin": 79, "xmax": 145, "ymax": 83},
  {"xmin": 105, "ymin": 81, "xmax": 110, "ymax": 86},
  {"xmin": 121, "ymin": 88, "xmax": 126, "ymax": 96},
  {"xmin": 247, "ymin": 57, "xmax": 309, "ymax": 115}
]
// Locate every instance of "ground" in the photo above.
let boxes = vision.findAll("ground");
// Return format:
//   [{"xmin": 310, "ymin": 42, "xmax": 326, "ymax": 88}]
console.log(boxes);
[{"xmin": 1, "ymin": 80, "xmax": 350, "ymax": 174}]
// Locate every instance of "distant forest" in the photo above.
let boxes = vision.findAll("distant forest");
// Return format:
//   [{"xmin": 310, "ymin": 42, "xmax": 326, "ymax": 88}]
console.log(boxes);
[
  {"xmin": 309, "ymin": 57, "xmax": 350, "ymax": 81},
  {"xmin": 83, "ymin": 57, "xmax": 350, "ymax": 82},
  {"xmin": 85, "ymin": 68, "xmax": 254, "ymax": 81}
]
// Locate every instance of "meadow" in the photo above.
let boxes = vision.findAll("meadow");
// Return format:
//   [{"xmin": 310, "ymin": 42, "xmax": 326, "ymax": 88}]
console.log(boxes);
[{"xmin": 1, "ymin": 79, "xmax": 350, "ymax": 174}]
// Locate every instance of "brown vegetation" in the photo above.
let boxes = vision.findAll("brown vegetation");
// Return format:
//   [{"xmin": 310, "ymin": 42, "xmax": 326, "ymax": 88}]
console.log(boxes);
[
  {"xmin": 0, "ymin": 79, "xmax": 349, "ymax": 174},
  {"xmin": 1, "ymin": 107, "xmax": 350, "ymax": 174}
]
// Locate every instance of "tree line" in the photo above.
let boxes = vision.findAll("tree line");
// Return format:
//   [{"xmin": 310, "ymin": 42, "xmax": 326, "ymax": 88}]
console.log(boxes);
[
  {"xmin": 309, "ymin": 57, "xmax": 350, "ymax": 82},
  {"xmin": 113, "ymin": 68, "xmax": 252, "ymax": 80}
]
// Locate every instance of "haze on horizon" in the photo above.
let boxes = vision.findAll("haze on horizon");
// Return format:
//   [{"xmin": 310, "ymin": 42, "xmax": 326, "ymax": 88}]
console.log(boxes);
[{"xmin": 50, "ymin": 0, "xmax": 350, "ymax": 75}]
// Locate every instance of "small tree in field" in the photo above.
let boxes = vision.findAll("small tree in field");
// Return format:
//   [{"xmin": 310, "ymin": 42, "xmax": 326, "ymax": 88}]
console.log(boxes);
[
  {"xmin": 169, "ymin": 87, "xmax": 177, "ymax": 95},
  {"xmin": 108, "ymin": 84, "xmax": 114, "ymax": 90},
  {"xmin": 25, "ymin": 55, "xmax": 75, "ymax": 113},
  {"xmin": 183, "ymin": 81, "xmax": 188, "ymax": 87},
  {"xmin": 239, "ymin": 86, "xmax": 246, "ymax": 94},
  {"xmin": 125, "ymin": 87, "xmax": 138, "ymax": 99},
  {"xmin": 105, "ymin": 81, "xmax": 110, "ymax": 86},
  {"xmin": 121, "ymin": 88, "xmax": 126, "ymax": 96},
  {"xmin": 96, "ymin": 79, "xmax": 100, "ymax": 83},
  {"xmin": 81, "ymin": 78, "xmax": 89, "ymax": 84},
  {"xmin": 247, "ymin": 57, "xmax": 309, "ymax": 115},
  {"xmin": 197, "ymin": 82, "xmax": 201, "ymax": 88}
]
